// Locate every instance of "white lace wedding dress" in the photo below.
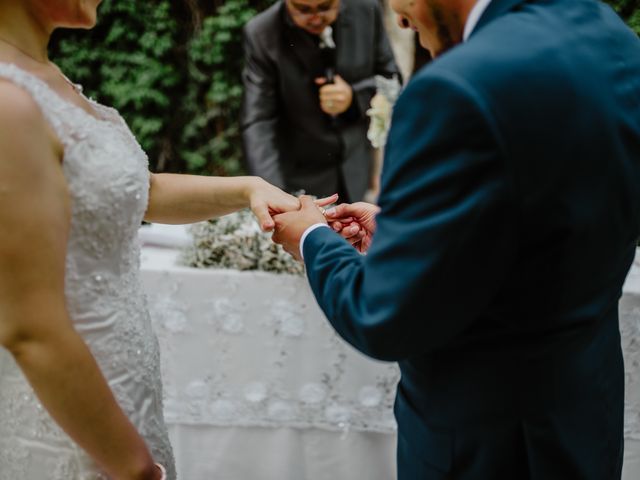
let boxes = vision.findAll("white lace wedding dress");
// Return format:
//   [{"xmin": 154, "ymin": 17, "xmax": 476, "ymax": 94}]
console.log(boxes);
[{"xmin": 0, "ymin": 63, "xmax": 176, "ymax": 479}]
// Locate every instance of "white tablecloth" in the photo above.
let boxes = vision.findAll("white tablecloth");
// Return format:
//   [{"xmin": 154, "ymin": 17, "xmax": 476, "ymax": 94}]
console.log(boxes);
[
  {"xmin": 141, "ymin": 246, "xmax": 399, "ymax": 479},
  {"xmin": 140, "ymin": 240, "xmax": 640, "ymax": 480},
  {"xmin": 620, "ymin": 255, "xmax": 640, "ymax": 480}
]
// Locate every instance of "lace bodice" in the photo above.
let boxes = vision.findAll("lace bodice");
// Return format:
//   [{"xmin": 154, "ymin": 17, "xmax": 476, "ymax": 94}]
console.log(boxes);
[{"xmin": 0, "ymin": 63, "xmax": 176, "ymax": 479}]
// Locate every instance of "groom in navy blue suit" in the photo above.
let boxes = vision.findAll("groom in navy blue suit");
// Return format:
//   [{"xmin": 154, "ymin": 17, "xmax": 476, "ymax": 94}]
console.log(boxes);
[{"xmin": 272, "ymin": 0, "xmax": 640, "ymax": 478}]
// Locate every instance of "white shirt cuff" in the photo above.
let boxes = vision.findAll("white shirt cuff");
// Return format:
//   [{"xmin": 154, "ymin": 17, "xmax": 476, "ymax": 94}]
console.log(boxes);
[{"xmin": 300, "ymin": 223, "xmax": 330, "ymax": 260}]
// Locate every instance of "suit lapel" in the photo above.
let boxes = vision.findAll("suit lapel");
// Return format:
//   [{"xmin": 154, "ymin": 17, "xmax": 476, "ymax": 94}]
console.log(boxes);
[{"xmin": 470, "ymin": 0, "xmax": 528, "ymax": 38}]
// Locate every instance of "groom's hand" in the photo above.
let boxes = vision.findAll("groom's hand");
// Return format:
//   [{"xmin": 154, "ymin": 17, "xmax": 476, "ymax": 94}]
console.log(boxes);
[
  {"xmin": 325, "ymin": 202, "xmax": 380, "ymax": 253},
  {"xmin": 272, "ymin": 196, "xmax": 327, "ymax": 261}
]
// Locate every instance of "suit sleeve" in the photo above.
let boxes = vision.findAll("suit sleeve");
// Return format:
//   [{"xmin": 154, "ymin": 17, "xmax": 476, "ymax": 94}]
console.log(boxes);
[
  {"xmin": 303, "ymin": 71, "xmax": 517, "ymax": 361},
  {"xmin": 348, "ymin": 1, "xmax": 402, "ymax": 118},
  {"xmin": 240, "ymin": 26, "xmax": 285, "ymax": 188}
]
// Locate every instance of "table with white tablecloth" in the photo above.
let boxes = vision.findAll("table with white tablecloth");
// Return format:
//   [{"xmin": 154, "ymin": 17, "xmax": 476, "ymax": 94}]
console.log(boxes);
[
  {"xmin": 140, "ymin": 239, "xmax": 640, "ymax": 480},
  {"xmin": 141, "ymin": 246, "xmax": 399, "ymax": 480},
  {"xmin": 619, "ymin": 255, "xmax": 640, "ymax": 480}
]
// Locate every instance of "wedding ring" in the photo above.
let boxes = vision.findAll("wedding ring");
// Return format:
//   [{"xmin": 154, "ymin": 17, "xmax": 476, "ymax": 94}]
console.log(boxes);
[{"xmin": 155, "ymin": 463, "xmax": 167, "ymax": 480}]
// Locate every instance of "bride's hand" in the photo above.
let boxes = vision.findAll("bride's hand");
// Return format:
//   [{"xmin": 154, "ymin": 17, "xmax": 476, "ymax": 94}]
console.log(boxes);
[
  {"xmin": 248, "ymin": 177, "xmax": 339, "ymax": 232},
  {"xmin": 247, "ymin": 177, "xmax": 301, "ymax": 231},
  {"xmin": 314, "ymin": 193, "xmax": 339, "ymax": 211}
]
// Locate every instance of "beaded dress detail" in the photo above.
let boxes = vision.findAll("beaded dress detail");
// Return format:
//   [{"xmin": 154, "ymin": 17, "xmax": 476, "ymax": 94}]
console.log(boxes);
[{"xmin": 0, "ymin": 63, "xmax": 176, "ymax": 479}]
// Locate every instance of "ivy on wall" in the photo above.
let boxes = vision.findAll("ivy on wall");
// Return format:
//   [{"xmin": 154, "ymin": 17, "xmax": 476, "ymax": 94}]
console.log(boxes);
[
  {"xmin": 178, "ymin": 0, "xmax": 261, "ymax": 176},
  {"xmin": 50, "ymin": 0, "xmax": 184, "ymax": 171}
]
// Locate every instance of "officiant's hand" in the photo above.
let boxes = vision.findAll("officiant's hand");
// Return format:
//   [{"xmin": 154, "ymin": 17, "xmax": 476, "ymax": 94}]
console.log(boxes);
[
  {"xmin": 272, "ymin": 195, "xmax": 328, "ymax": 261},
  {"xmin": 316, "ymin": 75, "xmax": 353, "ymax": 116},
  {"xmin": 325, "ymin": 202, "xmax": 380, "ymax": 253}
]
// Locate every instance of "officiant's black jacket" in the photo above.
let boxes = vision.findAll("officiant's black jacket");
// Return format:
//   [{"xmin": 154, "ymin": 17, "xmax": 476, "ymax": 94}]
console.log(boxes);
[{"xmin": 240, "ymin": 0, "xmax": 400, "ymax": 202}]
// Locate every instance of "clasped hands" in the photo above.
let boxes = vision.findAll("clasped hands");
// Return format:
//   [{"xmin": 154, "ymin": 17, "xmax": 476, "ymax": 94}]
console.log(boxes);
[
  {"xmin": 245, "ymin": 180, "xmax": 377, "ymax": 261},
  {"xmin": 271, "ymin": 195, "xmax": 380, "ymax": 262}
]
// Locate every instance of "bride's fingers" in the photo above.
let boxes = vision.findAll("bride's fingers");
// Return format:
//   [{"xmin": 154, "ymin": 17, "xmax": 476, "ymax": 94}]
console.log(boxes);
[
  {"xmin": 314, "ymin": 193, "xmax": 339, "ymax": 208},
  {"xmin": 252, "ymin": 203, "xmax": 275, "ymax": 231}
]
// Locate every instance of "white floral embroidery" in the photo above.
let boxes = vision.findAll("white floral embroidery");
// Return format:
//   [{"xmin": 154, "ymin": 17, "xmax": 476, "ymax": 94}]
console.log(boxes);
[{"xmin": 144, "ymin": 271, "xmax": 401, "ymax": 434}]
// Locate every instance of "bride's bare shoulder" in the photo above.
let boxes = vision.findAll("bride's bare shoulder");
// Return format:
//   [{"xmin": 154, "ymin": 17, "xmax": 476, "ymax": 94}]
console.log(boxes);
[
  {"xmin": 0, "ymin": 78, "xmax": 63, "ymax": 159},
  {"xmin": 0, "ymin": 78, "xmax": 45, "ymax": 123}
]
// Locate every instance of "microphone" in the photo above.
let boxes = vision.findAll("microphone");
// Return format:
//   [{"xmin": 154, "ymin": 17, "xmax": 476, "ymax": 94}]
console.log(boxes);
[
  {"xmin": 319, "ymin": 26, "xmax": 338, "ymax": 124},
  {"xmin": 319, "ymin": 26, "xmax": 336, "ymax": 84}
]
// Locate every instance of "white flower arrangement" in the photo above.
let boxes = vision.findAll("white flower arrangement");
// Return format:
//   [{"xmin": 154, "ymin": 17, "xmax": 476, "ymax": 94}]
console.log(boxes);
[
  {"xmin": 178, "ymin": 209, "xmax": 305, "ymax": 275},
  {"xmin": 366, "ymin": 75, "xmax": 402, "ymax": 149}
]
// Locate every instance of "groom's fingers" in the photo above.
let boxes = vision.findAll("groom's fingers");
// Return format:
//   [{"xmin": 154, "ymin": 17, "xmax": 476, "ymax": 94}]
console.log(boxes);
[
  {"xmin": 330, "ymin": 220, "xmax": 344, "ymax": 232},
  {"xmin": 324, "ymin": 203, "xmax": 353, "ymax": 219},
  {"xmin": 344, "ymin": 224, "xmax": 361, "ymax": 237}
]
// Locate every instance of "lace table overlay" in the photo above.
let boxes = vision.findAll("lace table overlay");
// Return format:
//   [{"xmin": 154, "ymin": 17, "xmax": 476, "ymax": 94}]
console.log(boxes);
[
  {"xmin": 142, "ymin": 246, "xmax": 640, "ymax": 441},
  {"xmin": 141, "ymin": 248, "xmax": 400, "ymax": 434},
  {"xmin": 622, "ymin": 255, "xmax": 640, "ymax": 440}
]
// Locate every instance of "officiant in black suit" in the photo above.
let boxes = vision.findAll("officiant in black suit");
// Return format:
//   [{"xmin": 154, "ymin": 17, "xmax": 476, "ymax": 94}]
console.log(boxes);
[{"xmin": 240, "ymin": 0, "xmax": 400, "ymax": 203}]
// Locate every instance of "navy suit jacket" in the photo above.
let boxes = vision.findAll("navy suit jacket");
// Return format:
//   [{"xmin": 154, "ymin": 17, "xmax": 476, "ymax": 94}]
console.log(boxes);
[{"xmin": 303, "ymin": 0, "xmax": 640, "ymax": 478}]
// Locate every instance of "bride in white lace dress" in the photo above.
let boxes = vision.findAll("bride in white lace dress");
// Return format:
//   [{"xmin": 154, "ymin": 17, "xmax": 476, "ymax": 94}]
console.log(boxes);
[{"xmin": 0, "ymin": 1, "xmax": 334, "ymax": 479}]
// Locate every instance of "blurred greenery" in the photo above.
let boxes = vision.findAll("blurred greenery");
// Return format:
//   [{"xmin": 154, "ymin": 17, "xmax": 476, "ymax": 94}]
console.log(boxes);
[
  {"xmin": 49, "ymin": 0, "xmax": 639, "ymax": 176},
  {"xmin": 606, "ymin": 0, "xmax": 640, "ymax": 35}
]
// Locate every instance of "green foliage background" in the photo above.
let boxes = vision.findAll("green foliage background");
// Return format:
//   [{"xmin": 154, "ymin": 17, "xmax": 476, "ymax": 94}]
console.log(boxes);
[
  {"xmin": 50, "ymin": 0, "xmax": 275, "ymax": 175},
  {"xmin": 49, "ymin": 0, "xmax": 640, "ymax": 176}
]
